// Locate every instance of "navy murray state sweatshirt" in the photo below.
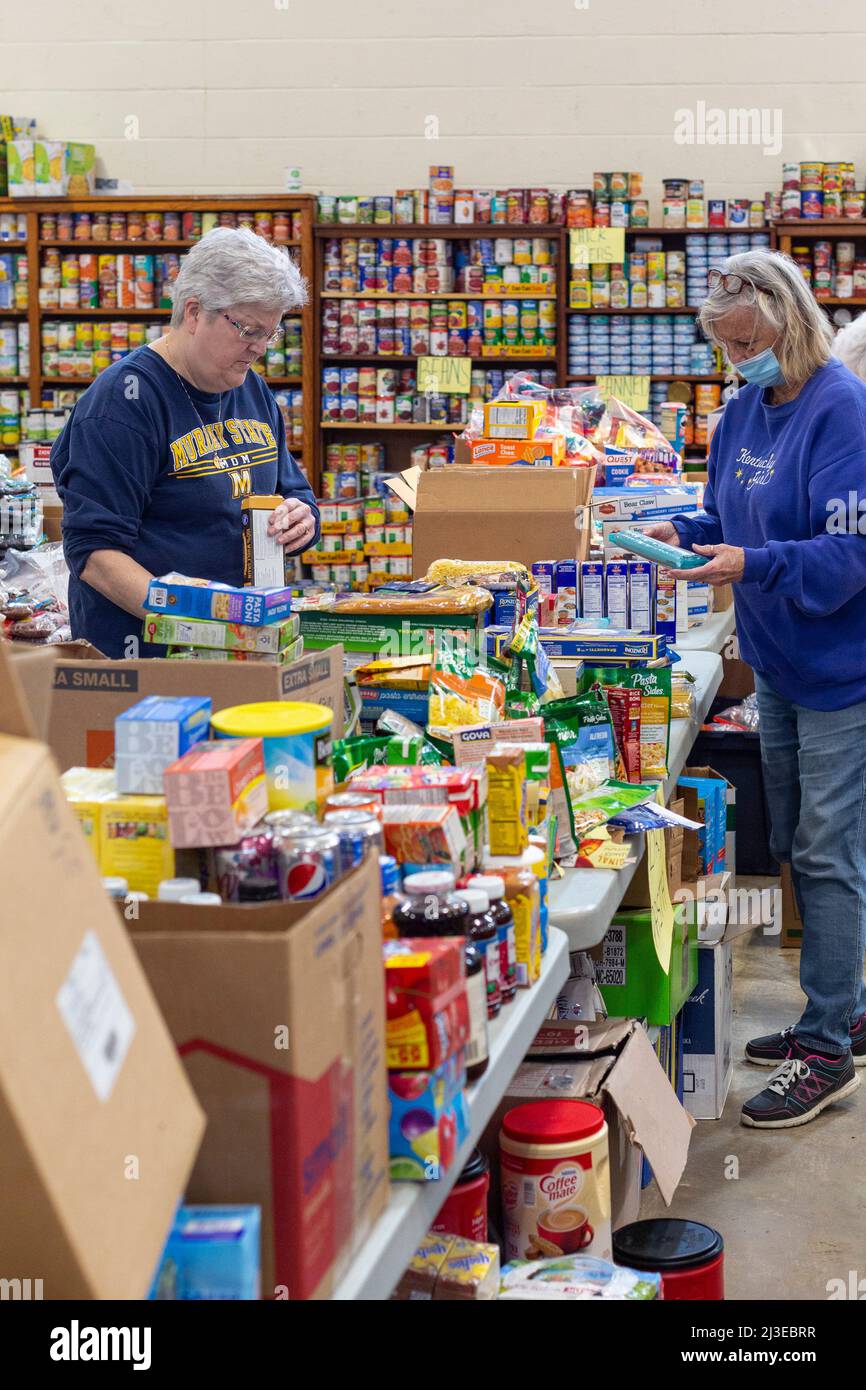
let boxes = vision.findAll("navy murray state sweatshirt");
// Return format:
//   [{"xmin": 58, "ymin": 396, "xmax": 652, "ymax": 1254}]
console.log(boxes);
[
  {"xmin": 673, "ymin": 358, "xmax": 866, "ymax": 710},
  {"xmin": 51, "ymin": 345, "xmax": 318, "ymax": 658}
]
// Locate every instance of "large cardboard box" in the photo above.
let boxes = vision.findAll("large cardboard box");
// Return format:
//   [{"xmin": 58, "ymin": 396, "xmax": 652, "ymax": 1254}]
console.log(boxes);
[
  {"xmin": 387, "ymin": 465, "xmax": 594, "ymax": 577},
  {"xmin": 590, "ymin": 904, "xmax": 698, "ymax": 1027},
  {"xmin": 45, "ymin": 642, "xmax": 345, "ymax": 771},
  {"xmin": 0, "ymin": 646, "xmax": 205, "ymax": 1298},
  {"xmin": 681, "ymin": 939, "xmax": 733, "ymax": 1120},
  {"xmin": 483, "ymin": 1018, "xmax": 694, "ymax": 1229},
  {"xmin": 128, "ymin": 853, "xmax": 389, "ymax": 1300},
  {"xmin": 0, "ymin": 640, "xmax": 57, "ymax": 740}
]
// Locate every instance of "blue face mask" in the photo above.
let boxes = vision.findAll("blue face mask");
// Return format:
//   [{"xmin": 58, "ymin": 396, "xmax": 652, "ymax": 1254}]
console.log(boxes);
[{"xmin": 736, "ymin": 344, "xmax": 785, "ymax": 388}]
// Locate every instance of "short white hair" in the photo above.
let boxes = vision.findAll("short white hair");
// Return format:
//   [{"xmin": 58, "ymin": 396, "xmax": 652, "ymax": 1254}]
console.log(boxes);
[
  {"xmin": 831, "ymin": 313, "xmax": 866, "ymax": 382},
  {"xmin": 699, "ymin": 249, "xmax": 832, "ymax": 386},
  {"xmin": 170, "ymin": 226, "xmax": 307, "ymax": 327}
]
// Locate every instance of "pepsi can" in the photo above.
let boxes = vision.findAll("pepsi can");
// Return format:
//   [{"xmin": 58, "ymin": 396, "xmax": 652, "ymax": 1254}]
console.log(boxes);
[
  {"xmin": 277, "ymin": 825, "xmax": 341, "ymax": 901},
  {"xmin": 323, "ymin": 809, "xmax": 385, "ymax": 872}
]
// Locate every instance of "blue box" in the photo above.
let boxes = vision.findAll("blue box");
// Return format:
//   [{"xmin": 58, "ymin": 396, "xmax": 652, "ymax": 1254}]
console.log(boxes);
[
  {"xmin": 388, "ymin": 1051, "xmax": 469, "ymax": 1181},
  {"xmin": 149, "ymin": 1205, "xmax": 261, "ymax": 1300},
  {"xmin": 114, "ymin": 695, "xmax": 212, "ymax": 794},
  {"xmin": 580, "ymin": 561, "xmax": 605, "ymax": 621},
  {"xmin": 145, "ymin": 575, "xmax": 293, "ymax": 626},
  {"xmin": 358, "ymin": 685, "xmax": 430, "ymax": 730}
]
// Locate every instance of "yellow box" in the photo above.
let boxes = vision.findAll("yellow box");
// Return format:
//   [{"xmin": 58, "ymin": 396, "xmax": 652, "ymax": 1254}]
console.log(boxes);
[
  {"xmin": 99, "ymin": 794, "xmax": 175, "ymax": 899},
  {"xmin": 61, "ymin": 767, "xmax": 116, "ymax": 866},
  {"xmin": 486, "ymin": 744, "xmax": 528, "ymax": 857},
  {"xmin": 482, "ymin": 399, "xmax": 546, "ymax": 441}
]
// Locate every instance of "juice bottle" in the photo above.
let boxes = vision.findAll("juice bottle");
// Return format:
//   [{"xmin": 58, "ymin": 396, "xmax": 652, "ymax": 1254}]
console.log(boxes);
[
  {"xmin": 392, "ymin": 870, "xmax": 468, "ymax": 937},
  {"xmin": 461, "ymin": 886, "xmax": 501, "ymax": 1019}
]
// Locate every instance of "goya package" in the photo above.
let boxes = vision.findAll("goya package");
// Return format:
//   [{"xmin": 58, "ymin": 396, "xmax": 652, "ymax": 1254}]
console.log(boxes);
[{"xmin": 582, "ymin": 665, "xmax": 672, "ymax": 780}]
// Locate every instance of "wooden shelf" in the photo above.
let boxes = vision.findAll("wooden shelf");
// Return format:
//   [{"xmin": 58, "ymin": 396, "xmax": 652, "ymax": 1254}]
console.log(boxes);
[
  {"xmin": 40, "ymin": 306, "xmax": 171, "ymax": 317},
  {"xmin": 815, "ymin": 298, "xmax": 866, "ymax": 307},
  {"xmin": 321, "ymin": 290, "xmax": 556, "ymax": 300},
  {"xmin": 322, "ymin": 353, "xmax": 553, "ymax": 364},
  {"xmin": 38, "ymin": 238, "xmax": 301, "ymax": 251},
  {"xmin": 0, "ymin": 240, "xmax": 27, "ymax": 248},
  {"xmin": 320, "ymin": 421, "xmax": 456, "ymax": 431},
  {"xmin": 0, "ymin": 376, "xmax": 29, "ymax": 384},
  {"xmin": 775, "ymin": 220, "xmax": 866, "ymax": 233},
  {"xmin": 0, "ymin": 309, "xmax": 28, "ymax": 317},
  {"xmin": 567, "ymin": 305, "xmax": 701, "ymax": 314},
  {"xmin": 261, "ymin": 375, "xmax": 303, "ymax": 385},
  {"xmin": 315, "ymin": 223, "xmax": 561, "ymax": 237}
]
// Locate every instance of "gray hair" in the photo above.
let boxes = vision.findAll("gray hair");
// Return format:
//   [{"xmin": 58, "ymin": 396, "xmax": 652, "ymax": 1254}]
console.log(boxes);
[
  {"xmin": 831, "ymin": 312, "xmax": 866, "ymax": 382},
  {"xmin": 170, "ymin": 226, "xmax": 307, "ymax": 328},
  {"xmin": 698, "ymin": 249, "xmax": 832, "ymax": 386}
]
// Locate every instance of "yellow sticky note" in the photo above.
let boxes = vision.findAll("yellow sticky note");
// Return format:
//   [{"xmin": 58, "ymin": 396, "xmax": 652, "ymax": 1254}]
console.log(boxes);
[
  {"xmin": 596, "ymin": 375, "xmax": 651, "ymax": 412},
  {"xmin": 646, "ymin": 827, "xmax": 675, "ymax": 973},
  {"xmin": 416, "ymin": 356, "xmax": 472, "ymax": 396},
  {"xmin": 569, "ymin": 227, "xmax": 626, "ymax": 266}
]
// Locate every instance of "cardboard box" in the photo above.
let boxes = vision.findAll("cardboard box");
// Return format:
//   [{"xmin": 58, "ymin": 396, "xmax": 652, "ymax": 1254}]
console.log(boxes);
[
  {"xmin": 681, "ymin": 940, "xmax": 733, "ymax": 1120},
  {"xmin": 484, "ymin": 1018, "xmax": 694, "ymax": 1230},
  {"xmin": 590, "ymin": 904, "xmax": 698, "ymax": 1026},
  {"xmin": 719, "ymin": 650, "xmax": 755, "ymax": 700},
  {"xmin": 45, "ymin": 643, "xmax": 345, "ymax": 772},
  {"xmin": 0, "ymin": 641, "xmax": 57, "ymax": 740},
  {"xmin": 387, "ymin": 466, "xmax": 594, "ymax": 578},
  {"xmin": 128, "ymin": 854, "xmax": 389, "ymax": 1300},
  {"xmin": 0, "ymin": 645, "xmax": 205, "ymax": 1299}
]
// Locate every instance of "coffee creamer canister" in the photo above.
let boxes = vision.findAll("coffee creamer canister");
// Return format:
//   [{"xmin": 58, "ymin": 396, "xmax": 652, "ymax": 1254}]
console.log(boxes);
[{"xmin": 500, "ymin": 1099, "xmax": 611, "ymax": 1262}]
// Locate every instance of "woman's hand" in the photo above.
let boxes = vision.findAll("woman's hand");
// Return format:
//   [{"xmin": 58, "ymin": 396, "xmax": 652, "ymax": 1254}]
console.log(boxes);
[
  {"xmin": 269, "ymin": 498, "xmax": 316, "ymax": 552},
  {"xmin": 642, "ymin": 522, "xmax": 680, "ymax": 545},
  {"xmin": 666, "ymin": 542, "xmax": 745, "ymax": 586}
]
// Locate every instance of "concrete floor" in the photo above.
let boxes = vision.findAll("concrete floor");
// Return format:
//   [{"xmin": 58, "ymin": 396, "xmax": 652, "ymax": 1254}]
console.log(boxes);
[{"xmin": 640, "ymin": 909, "xmax": 865, "ymax": 1301}]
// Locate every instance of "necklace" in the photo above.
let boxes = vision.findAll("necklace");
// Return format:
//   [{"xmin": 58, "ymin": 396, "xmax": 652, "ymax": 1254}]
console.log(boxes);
[{"xmin": 159, "ymin": 345, "xmax": 226, "ymax": 460}]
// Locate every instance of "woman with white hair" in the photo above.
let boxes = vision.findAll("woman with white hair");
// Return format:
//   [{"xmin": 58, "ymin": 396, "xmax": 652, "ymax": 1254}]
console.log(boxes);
[
  {"xmin": 647, "ymin": 249, "xmax": 866, "ymax": 1130},
  {"xmin": 52, "ymin": 226, "xmax": 318, "ymax": 658}
]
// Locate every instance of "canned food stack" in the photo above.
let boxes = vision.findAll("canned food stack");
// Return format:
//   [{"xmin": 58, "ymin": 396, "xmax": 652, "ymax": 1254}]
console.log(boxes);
[
  {"xmin": 568, "ymin": 315, "xmax": 715, "ymax": 377},
  {"xmin": 321, "ymin": 363, "xmax": 473, "ymax": 425},
  {"xmin": 686, "ymin": 230, "xmax": 770, "ymax": 307},
  {"xmin": 570, "ymin": 242, "xmax": 687, "ymax": 312},
  {"xmin": 0, "ymin": 319, "xmax": 28, "ymax": 378},
  {"xmin": 271, "ymin": 388, "xmax": 304, "ymax": 453},
  {"xmin": 304, "ymin": 482, "xmax": 414, "ymax": 591},
  {"xmin": 780, "ymin": 161, "xmax": 865, "ymax": 222},
  {"xmin": 41, "ymin": 319, "xmax": 163, "ymax": 379},
  {"xmin": 0, "ymin": 386, "xmax": 27, "ymax": 446},
  {"xmin": 259, "ymin": 316, "xmax": 302, "ymax": 377},
  {"xmin": 0, "ymin": 252, "xmax": 28, "ymax": 311},
  {"xmin": 38, "ymin": 208, "xmax": 303, "ymax": 244},
  {"xmin": 0, "ymin": 211, "xmax": 28, "ymax": 241},
  {"xmin": 18, "ymin": 386, "xmax": 79, "ymax": 444},
  {"xmin": 792, "ymin": 238, "xmax": 862, "ymax": 300},
  {"xmin": 318, "ymin": 179, "xmax": 567, "ymax": 227}
]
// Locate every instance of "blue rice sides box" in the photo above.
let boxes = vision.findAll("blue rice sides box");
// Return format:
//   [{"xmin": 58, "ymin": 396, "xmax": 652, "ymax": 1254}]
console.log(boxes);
[{"xmin": 145, "ymin": 575, "xmax": 293, "ymax": 627}]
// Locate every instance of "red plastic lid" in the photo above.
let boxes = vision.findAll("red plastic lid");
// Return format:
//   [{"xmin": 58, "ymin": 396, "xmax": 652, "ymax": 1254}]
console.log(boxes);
[{"xmin": 502, "ymin": 1100, "xmax": 605, "ymax": 1144}]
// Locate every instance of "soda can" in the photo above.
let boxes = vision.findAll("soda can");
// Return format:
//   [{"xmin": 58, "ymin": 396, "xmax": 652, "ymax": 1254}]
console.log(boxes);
[
  {"xmin": 277, "ymin": 825, "xmax": 341, "ymax": 900},
  {"xmin": 215, "ymin": 833, "xmax": 279, "ymax": 903},
  {"xmin": 323, "ymin": 809, "xmax": 384, "ymax": 872}
]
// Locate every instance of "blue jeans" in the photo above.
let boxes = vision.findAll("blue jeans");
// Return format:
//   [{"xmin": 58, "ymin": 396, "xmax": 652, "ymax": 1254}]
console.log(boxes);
[{"xmin": 755, "ymin": 673, "xmax": 866, "ymax": 1054}]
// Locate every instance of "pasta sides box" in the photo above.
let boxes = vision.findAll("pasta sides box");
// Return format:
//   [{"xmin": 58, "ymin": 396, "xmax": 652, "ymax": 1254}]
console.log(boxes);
[
  {"xmin": 126, "ymin": 853, "xmax": 389, "ymax": 1300},
  {"xmin": 0, "ymin": 643, "xmax": 205, "ymax": 1299}
]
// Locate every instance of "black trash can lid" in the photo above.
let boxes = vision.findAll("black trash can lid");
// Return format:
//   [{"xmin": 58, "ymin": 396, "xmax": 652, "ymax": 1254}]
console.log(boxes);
[
  {"xmin": 455, "ymin": 1147, "xmax": 489, "ymax": 1185},
  {"xmin": 613, "ymin": 1219, "xmax": 724, "ymax": 1272}
]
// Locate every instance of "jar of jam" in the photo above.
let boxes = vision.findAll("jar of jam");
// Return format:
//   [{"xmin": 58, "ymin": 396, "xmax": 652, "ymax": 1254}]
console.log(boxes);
[
  {"xmin": 392, "ymin": 870, "xmax": 468, "ymax": 937},
  {"xmin": 460, "ymin": 887, "xmax": 501, "ymax": 1018},
  {"xmin": 463, "ymin": 938, "xmax": 489, "ymax": 1082},
  {"xmin": 467, "ymin": 874, "xmax": 516, "ymax": 1003}
]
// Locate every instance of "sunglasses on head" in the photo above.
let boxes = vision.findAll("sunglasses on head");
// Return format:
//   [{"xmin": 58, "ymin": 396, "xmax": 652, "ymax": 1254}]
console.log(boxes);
[{"xmin": 707, "ymin": 269, "xmax": 756, "ymax": 295}]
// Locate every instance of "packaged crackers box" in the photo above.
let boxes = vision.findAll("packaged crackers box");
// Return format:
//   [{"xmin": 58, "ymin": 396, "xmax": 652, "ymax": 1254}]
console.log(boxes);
[
  {"xmin": 99, "ymin": 793, "xmax": 175, "ymax": 898},
  {"xmin": 482, "ymin": 399, "xmax": 546, "ymax": 441},
  {"xmin": 163, "ymin": 738, "xmax": 268, "ymax": 848}
]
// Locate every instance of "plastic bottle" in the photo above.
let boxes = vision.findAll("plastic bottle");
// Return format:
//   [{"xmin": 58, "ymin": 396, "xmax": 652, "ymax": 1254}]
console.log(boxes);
[
  {"xmin": 392, "ymin": 870, "xmax": 468, "ymax": 938},
  {"xmin": 102, "ymin": 876, "xmax": 128, "ymax": 901},
  {"xmin": 157, "ymin": 877, "xmax": 201, "ymax": 903},
  {"xmin": 460, "ymin": 887, "xmax": 501, "ymax": 1019},
  {"xmin": 379, "ymin": 855, "xmax": 404, "ymax": 939},
  {"xmin": 463, "ymin": 939, "xmax": 490, "ymax": 1082},
  {"xmin": 180, "ymin": 892, "xmax": 223, "ymax": 906},
  {"xmin": 466, "ymin": 874, "xmax": 516, "ymax": 1004},
  {"xmin": 484, "ymin": 859, "xmax": 540, "ymax": 988}
]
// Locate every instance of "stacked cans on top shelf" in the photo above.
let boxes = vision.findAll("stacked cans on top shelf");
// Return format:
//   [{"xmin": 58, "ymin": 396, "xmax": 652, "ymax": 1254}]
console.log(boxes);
[
  {"xmin": 37, "ymin": 208, "xmax": 303, "ymax": 243},
  {"xmin": 321, "ymin": 234, "xmax": 558, "ymax": 296},
  {"xmin": 778, "ymin": 162, "xmax": 865, "ymax": 221}
]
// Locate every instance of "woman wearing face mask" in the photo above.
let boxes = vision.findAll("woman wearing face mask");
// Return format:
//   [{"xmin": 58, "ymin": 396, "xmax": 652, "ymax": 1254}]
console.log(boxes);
[{"xmin": 646, "ymin": 248, "xmax": 866, "ymax": 1131}]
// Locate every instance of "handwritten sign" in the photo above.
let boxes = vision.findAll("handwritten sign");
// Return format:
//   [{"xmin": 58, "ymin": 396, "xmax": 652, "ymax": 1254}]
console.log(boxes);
[
  {"xmin": 416, "ymin": 356, "xmax": 472, "ymax": 396},
  {"xmin": 647, "ymin": 827, "xmax": 675, "ymax": 973},
  {"xmin": 596, "ymin": 375, "xmax": 651, "ymax": 411},
  {"xmin": 569, "ymin": 227, "xmax": 625, "ymax": 266}
]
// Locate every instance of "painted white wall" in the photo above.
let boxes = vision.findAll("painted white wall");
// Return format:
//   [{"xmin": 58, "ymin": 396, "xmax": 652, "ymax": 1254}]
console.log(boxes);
[{"xmin": 2, "ymin": 0, "xmax": 863, "ymax": 209}]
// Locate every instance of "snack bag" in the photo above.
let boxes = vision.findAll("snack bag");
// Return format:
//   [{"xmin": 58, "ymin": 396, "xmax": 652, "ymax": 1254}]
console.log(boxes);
[
  {"xmin": 543, "ymin": 692, "xmax": 618, "ymax": 806},
  {"xmin": 566, "ymin": 779, "xmax": 657, "ymax": 840},
  {"xmin": 428, "ymin": 637, "xmax": 506, "ymax": 737}
]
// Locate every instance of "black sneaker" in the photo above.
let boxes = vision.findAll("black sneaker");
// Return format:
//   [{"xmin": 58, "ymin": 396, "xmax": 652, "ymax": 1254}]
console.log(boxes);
[
  {"xmin": 747, "ymin": 1017, "xmax": 866, "ymax": 1068},
  {"xmin": 741, "ymin": 1040, "xmax": 860, "ymax": 1129}
]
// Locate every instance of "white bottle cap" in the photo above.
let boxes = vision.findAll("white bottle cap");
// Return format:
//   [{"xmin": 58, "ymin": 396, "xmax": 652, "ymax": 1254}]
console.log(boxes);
[
  {"xmin": 102, "ymin": 876, "xmax": 128, "ymax": 900},
  {"xmin": 180, "ymin": 892, "xmax": 223, "ymax": 906},
  {"xmin": 467, "ymin": 874, "xmax": 505, "ymax": 899},
  {"xmin": 157, "ymin": 877, "xmax": 202, "ymax": 902},
  {"xmin": 461, "ymin": 888, "xmax": 490, "ymax": 914}
]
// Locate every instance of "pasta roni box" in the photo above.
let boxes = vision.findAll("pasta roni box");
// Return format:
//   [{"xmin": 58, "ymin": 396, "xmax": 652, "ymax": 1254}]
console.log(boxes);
[
  {"xmin": 485, "ymin": 626, "xmax": 667, "ymax": 665},
  {"xmin": 595, "ymin": 486, "xmax": 701, "ymax": 558},
  {"xmin": 145, "ymin": 574, "xmax": 293, "ymax": 627}
]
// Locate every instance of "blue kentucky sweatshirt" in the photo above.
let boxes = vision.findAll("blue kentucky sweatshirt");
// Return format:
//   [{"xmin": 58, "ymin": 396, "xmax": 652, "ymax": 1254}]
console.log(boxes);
[
  {"xmin": 51, "ymin": 345, "xmax": 318, "ymax": 658},
  {"xmin": 672, "ymin": 358, "xmax": 866, "ymax": 710}
]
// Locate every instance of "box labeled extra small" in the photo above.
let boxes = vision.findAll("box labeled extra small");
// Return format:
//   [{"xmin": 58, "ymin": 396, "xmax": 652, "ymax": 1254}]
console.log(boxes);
[
  {"xmin": 163, "ymin": 738, "xmax": 268, "ymax": 848},
  {"xmin": 144, "ymin": 611, "xmax": 300, "ymax": 656},
  {"xmin": 115, "ymin": 695, "xmax": 212, "ymax": 795},
  {"xmin": 482, "ymin": 399, "xmax": 545, "ymax": 440},
  {"xmin": 145, "ymin": 574, "xmax": 293, "ymax": 627},
  {"xmin": 241, "ymin": 495, "xmax": 294, "ymax": 589}
]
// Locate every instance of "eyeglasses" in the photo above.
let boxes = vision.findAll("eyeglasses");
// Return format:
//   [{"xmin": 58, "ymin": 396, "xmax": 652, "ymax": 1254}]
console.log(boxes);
[
  {"xmin": 222, "ymin": 312, "xmax": 282, "ymax": 347},
  {"xmin": 707, "ymin": 269, "xmax": 755, "ymax": 296}
]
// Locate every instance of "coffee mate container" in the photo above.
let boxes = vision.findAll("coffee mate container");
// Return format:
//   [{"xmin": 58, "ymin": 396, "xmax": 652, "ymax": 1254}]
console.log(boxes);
[{"xmin": 500, "ymin": 1099, "xmax": 611, "ymax": 1262}]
